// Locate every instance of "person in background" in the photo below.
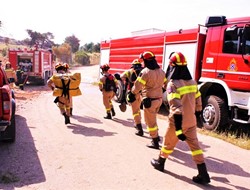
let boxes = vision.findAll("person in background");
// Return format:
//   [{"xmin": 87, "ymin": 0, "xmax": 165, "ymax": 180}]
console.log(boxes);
[
  {"xmin": 99, "ymin": 63, "xmax": 118, "ymax": 119},
  {"xmin": 4, "ymin": 61, "xmax": 17, "ymax": 88},
  {"xmin": 120, "ymin": 59, "xmax": 144, "ymax": 136},
  {"xmin": 151, "ymin": 52, "xmax": 210, "ymax": 185},
  {"xmin": 129, "ymin": 51, "xmax": 167, "ymax": 149}
]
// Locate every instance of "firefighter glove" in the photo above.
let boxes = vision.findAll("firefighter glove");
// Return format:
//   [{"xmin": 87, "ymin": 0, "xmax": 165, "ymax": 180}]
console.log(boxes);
[
  {"xmin": 51, "ymin": 86, "xmax": 55, "ymax": 91},
  {"xmin": 195, "ymin": 111, "xmax": 203, "ymax": 128},
  {"xmin": 174, "ymin": 114, "xmax": 186, "ymax": 141},
  {"xmin": 127, "ymin": 91, "xmax": 136, "ymax": 103}
]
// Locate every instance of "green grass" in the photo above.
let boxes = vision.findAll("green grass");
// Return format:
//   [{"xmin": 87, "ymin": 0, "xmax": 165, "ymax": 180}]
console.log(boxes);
[{"xmin": 198, "ymin": 128, "xmax": 250, "ymax": 150}]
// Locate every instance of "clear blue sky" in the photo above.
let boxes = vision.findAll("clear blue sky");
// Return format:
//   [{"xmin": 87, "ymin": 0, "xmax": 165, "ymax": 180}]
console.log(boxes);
[{"xmin": 0, "ymin": 0, "xmax": 249, "ymax": 45}]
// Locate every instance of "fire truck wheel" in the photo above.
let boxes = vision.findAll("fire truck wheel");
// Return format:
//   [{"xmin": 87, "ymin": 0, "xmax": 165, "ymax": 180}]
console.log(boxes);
[
  {"xmin": 203, "ymin": 95, "xmax": 229, "ymax": 131},
  {"xmin": 113, "ymin": 80, "xmax": 123, "ymax": 103}
]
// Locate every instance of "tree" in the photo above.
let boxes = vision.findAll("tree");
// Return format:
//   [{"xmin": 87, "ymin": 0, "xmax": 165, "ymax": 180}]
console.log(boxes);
[
  {"xmin": 52, "ymin": 43, "xmax": 72, "ymax": 63},
  {"xmin": 26, "ymin": 29, "xmax": 55, "ymax": 49},
  {"xmin": 74, "ymin": 50, "xmax": 90, "ymax": 65},
  {"xmin": 64, "ymin": 35, "xmax": 80, "ymax": 53},
  {"xmin": 80, "ymin": 42, "xmax": 100, "ymax": 53}
]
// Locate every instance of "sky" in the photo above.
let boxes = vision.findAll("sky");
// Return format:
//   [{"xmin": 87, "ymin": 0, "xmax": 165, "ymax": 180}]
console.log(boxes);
[{"xmin": 0, "ymin": 0, "xmax": 249, "ymax": 46}]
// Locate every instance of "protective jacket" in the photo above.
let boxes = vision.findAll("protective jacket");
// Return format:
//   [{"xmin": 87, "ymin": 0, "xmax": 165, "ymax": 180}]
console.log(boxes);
[
  {"xmin": 131, "ymin": 67, "xmax": 167, "ymax": 138},
  {"xmin": 132, "ymin": 67, "xmax": 166, "ymax": 99},
  {"xmin": 5, "ymin": 68, "xmax": 17, "ymax": 81},
  {"xmin": 48, "ymin": 72, "xmax": 82, "ymax": 97}
]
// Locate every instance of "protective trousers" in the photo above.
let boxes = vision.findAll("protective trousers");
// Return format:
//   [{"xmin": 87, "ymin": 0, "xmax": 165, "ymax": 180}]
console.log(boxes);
[
  {"xmin": 160, "ymin": 118, "xmax": 205, "ymax": 164},
  {"xmin": 58, "ymin": 96, "xmax": 71, "ymax": 116},
  {"xmin": 144, "ymin": 98, "xmax": 162, "ymax": 138},
  {"xmin": 102, "ymin": 91, "xmax": 115, "ymax": 113},
  {"xmin": 131, "ymin": 93, "xmax": 141, "ymax": 125}
]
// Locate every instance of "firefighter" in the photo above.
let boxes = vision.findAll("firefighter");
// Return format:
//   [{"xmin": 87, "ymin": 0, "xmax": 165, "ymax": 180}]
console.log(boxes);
[
  {"xmin": 63, "ymin": 62, "xmax": 73, "ymax": 116},
  {"xmin": 47, "ymin": 62, "xmax": 72, "ymax": 124},
  {"xmin": 16, "ymin": 65, "xmax": 25, "ymax": 90},
  {"xmin": 120, "ymin": 59, "xmax": 144, "ymax": 136},
  {"xmin": 99, "ymin": 63, "xmax": 118, "ymax": 119},
  {"xmin": 128, "ymin": 51, "xmax": 167, "ymax": 149},
  {"xmin": 4, "ymin": 61, "xmax": 17, "ymax": 88},
  {"xmin": 151, "ymin": 52, "xmax": 210, "ymax": 184}
]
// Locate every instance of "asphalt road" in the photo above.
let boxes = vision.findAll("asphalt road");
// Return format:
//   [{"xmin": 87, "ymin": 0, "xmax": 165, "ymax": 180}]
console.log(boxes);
[{"xmin": 0, "ymin": 65, "xmax": 249, "ymax": 190}]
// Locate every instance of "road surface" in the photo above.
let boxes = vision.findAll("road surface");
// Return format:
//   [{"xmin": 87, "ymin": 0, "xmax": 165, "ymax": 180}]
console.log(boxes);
[{"xmin": 0, "ymin": 65, "xmax": 249, "ymax": 190}]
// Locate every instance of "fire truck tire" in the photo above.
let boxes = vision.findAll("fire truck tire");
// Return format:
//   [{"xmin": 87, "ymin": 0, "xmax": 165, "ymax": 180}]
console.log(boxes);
[
  {"xmin": 203, "ymin": 95, "xmax": 229, "ymax": 131},
  {"xmin": 113, "ymin": 80, "xmax": 123, "ymax": 103}
]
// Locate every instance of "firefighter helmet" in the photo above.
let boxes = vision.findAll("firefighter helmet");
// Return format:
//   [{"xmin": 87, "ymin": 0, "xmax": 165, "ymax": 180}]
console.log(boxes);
[
  {"xmin": 5, "ymin": 61, "xmax": 11, "ymax": 69},
  {"xmin": 169, "ymin": 52, "xmax": 187, "ymax": 66},
  {"xmin": 55, "ymin": 62, "xmax": 64, "ymax": 71},
  {"xmin": 63, "ymin": 63, "xmax": 70, "ymax": 70},
  {"xmin": 132, "ymin": 59, "xmax": 141, "ymax": 65},
  {"xmin": 100, "ymin": 63, "xmax": 110, "ymax": 71},
  {"xmin": 139, "ymin": 51, "xmax": 155, "ymax": 61}
]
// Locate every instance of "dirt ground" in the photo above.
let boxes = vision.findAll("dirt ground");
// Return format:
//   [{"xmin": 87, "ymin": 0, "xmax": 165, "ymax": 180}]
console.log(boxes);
[{"xmin": 0, "ymin": 64, "xmax": 250, "ymax": 190}]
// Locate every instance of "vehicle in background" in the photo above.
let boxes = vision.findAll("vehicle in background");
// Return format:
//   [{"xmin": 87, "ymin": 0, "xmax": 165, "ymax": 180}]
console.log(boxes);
[{"xmin": 8, "ymin": 46, "xmax": 53, "ymax": 85}]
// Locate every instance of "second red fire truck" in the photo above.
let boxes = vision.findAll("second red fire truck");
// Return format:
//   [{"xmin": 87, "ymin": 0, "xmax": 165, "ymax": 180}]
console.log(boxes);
[
  {"xmin": 100, "ymin": 15, "xmax": 250, "ymax": 131},
  {"xmin": 8, "ymin": 46, "xmax": 53, "ymax": 85}
]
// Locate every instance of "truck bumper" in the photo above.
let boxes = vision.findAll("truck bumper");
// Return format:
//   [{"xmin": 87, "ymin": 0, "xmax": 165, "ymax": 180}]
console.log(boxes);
[{"xmin": 0, "ymin": 121, "xmax": 11, "ymax": 131}]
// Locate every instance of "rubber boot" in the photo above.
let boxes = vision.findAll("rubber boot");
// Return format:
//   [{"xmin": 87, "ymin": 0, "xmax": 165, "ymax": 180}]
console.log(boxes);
[
  {"xmin": 104, "ymin": 112, "xmax": 112, "ymax": 119},
  {"xmin": 151, "ymin": 156, "xmax": 166, "ymax": 172},
  {"xmin": 63, "ymin": 113, "xmax": 70, "ymax": 124},
  {"xmin": 111, "ymin": 108, "xmax": 116, "ymax": 116},
  {"xmin": 70, "ymin": 108, "xmax": 73, "ymax": 116},
  {"xmin": 192, "ymin": 163, "xmax": 211, "ymax": 184},
  {"xmin": 135, "ymin": 123, "xmax": 143, "ymax": 136},
  {"xmin": 146, "ymin": 137, "xmax": 160, "ymax": 149}
]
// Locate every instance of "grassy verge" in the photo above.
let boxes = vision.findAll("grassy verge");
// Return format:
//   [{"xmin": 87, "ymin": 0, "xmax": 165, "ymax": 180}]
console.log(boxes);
[{"xmin": 198, "ymin": 128, "xmax": 250, "ymax": 150}]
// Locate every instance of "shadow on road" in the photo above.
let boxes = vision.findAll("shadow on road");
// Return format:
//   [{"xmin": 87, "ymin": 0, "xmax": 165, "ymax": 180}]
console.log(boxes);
[
  {"xmin": 0, "ymin": 115, "xmax": 45, "ymax": 189},
  {"xmin": 164, "ymin": 141, "xmax": 250, "ymax": 190},
  {"xmin": 67, "ymin": 124, "xmax": 117, "ymax": 137}
]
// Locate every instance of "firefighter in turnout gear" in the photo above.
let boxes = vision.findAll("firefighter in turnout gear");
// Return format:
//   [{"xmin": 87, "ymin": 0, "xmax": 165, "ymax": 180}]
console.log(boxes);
[
  {"xmin": 47, "ymin": 62, "xmax": 81, "ymax": 124},
  {"xmin": 4, "ymin": 61, "xmax": 17, "ymax": 88},
  {"xmin": 130, "ymin": 51, "xmax": 167, "ymax": 149},
  {"xmin": 121, "ymin": 59, "xmax": 144, "ymax": 136},
  {"xmin": 99, "ymin": 63, "xmax": 118, "ymax": 119},
  {"xmin": 151, "ymin": 52, "xmax": 210, "ymax": 185}
]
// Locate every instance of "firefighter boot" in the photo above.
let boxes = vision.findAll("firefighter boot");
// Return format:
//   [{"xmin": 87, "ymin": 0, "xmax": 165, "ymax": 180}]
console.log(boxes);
[
  {"xmin": 151, "ymin": 156, "xmax": 166, "ymax": 172},
  {"xmin": 111, "ymin": 108, "xmax": 116, "ymax": 116},
  {"xmin": 104, "ymin": 112, "xmax": 112, "ymax": 119},
  {"xmin": 135, "ymin": 123, "xmax": 143, "ymax": 136},
  {"xmin": 192, "ymin": 163, "xmax": 211, "ymax": 184},
  {"xmin": 70, "ymin": 108, "xmax": 73, "ymax": 116},
  {"xmin": 63, "ymin": 113, "xmax": 71, "ymax": 124},
  {"xmin": 146, "ymin": 137, "xmax": 160, "ymax": 149}
]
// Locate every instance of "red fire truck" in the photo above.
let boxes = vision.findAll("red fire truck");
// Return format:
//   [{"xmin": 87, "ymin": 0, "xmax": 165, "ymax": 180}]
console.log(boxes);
[
  {"xmin": 8, "ymin": 47, "xmax": 53, "ymax": 85},
  {"xmin": 100, "ymin": 15, "xmax": 250, "ymax": 131}
]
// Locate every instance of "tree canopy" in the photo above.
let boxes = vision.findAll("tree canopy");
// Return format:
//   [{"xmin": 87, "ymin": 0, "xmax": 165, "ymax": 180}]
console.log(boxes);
[
  {"xmin": 64, "ymin": 35, "xmax": 80, "ymax": 53},
  {"xmin": 25, "ymin": 29, "xmax": 55, "ymax": 49}
]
